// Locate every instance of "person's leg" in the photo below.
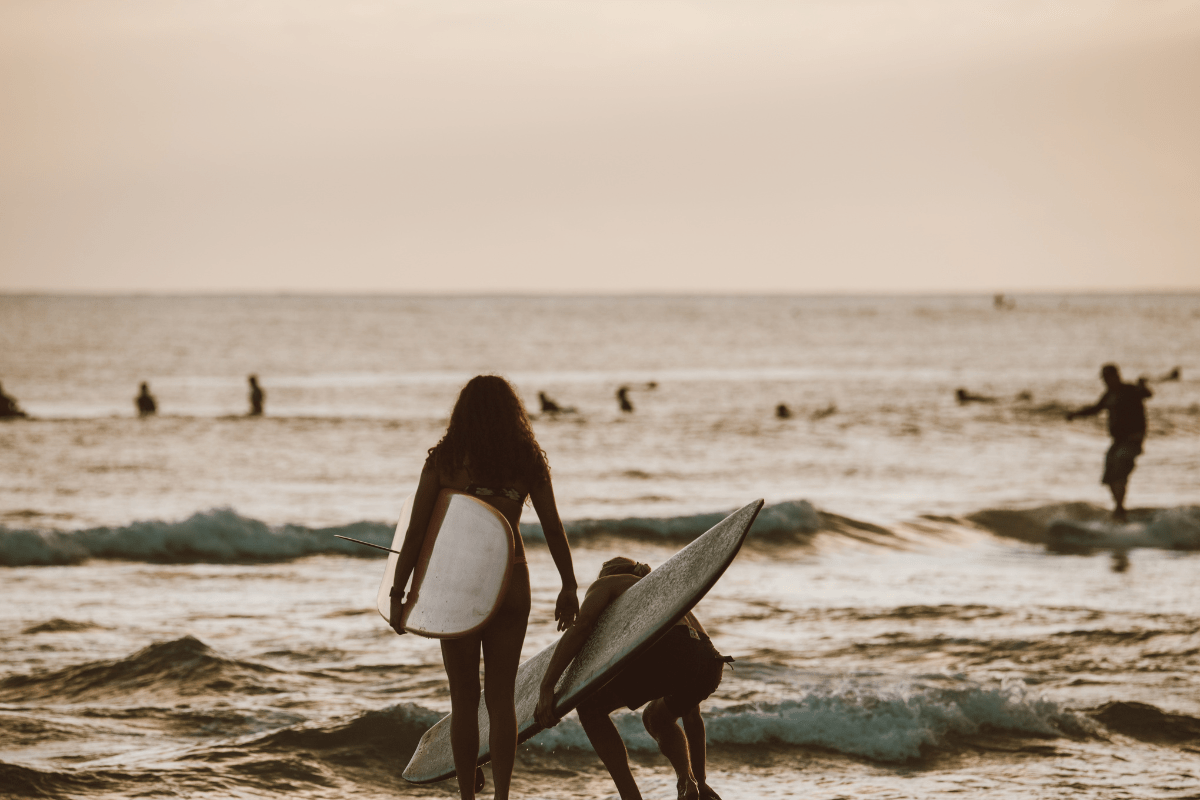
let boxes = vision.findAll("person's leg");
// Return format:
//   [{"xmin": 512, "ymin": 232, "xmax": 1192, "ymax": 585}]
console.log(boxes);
[
  {"xmin": 1103, "ymin": 442, "xmax": 1134, "ymax": 521},
  {"xmin": 479, "ymin": 565, "xmax": 530, "ymax": 800},
  {"xmin": 441, "ymin": 635, "xmax": 483, "ymax": 800},
  {"xmin": 681, "ymin": 706, "xmax": 722, "ymax": 799},
  {"xmin": 642, "ymin": 699, "xmax": 697, "ymax": 799},
  {"xmin": 1110, "ymin": 479, "xmax": 1128, "ymax": 521},
  {"xmin": 577, "ymin": 693, "xmax": 643, "ymax": 800}
]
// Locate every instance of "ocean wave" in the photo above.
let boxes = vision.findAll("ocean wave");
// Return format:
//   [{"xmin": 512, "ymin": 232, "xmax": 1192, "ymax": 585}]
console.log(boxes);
[
  {"xmin": 0, "ymin": 510, "xmax": 396, "ymax": 566},
  {"xmin": 0, "ymin": 636, "xmax": 284, "ymax": 702},
  {"xmin": 0, "ymin": 761, "xmax": 128, "ymax": 799},
  {"xmin": 1089, "ymin": 701, "xmax": 1200, "ymax": 744},
  {"xmin": 528, "ymin": 679, "xmax": 1094, "ymax": 762},
  {"xmin": 0, "ymin": 500, "xmax": 864, "ymax": 567},
  {"xmin": 245, "ymin": 703, "xmax": 443, "ymax": 759},
  {"xmin": 189, "ymin": 680, "xmax": 1092, "ymax": 769},
  {"xmin": 968, "ymin": 503, "xmax": 1200, "ymax": 551}
]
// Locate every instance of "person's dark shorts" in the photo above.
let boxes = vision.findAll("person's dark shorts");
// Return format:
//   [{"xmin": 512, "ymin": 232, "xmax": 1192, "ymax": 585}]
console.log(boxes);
[
  {"xmin": 589, "ymin": 625, "xmax": 726, "ymax": 716},
  {"xmin": 1103, "ymin": 438, "xmax": 1143, "ymax": 486}
]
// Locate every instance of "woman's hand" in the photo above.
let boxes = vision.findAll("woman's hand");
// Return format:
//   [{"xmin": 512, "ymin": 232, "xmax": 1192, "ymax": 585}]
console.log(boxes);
[
  {"xmin": 555, "ymin": 586, "xmax": 579, "ymax": 631},
  {"xmin": 535, "ymin": 685, "xmax": 559, "ymax": 730},
  {"xmin": 389, "ymin": 594, "xmax": 407, "ymax": 636}
]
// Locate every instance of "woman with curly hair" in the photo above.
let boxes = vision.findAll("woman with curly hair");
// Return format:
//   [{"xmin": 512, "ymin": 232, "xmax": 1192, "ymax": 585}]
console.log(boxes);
[{"xmin": 389, "ymin": 375, "xmax": 578, "ymax": 800}]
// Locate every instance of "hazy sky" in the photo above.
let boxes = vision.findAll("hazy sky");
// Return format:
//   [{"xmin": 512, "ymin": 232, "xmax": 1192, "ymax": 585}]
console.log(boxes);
[{"xmin": 2, "ymin": 0, "xmax": 1198, "ymax": 294}]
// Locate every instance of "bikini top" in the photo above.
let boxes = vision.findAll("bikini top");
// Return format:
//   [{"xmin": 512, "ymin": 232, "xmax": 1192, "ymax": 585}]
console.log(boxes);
[{"xmin": 465, "ymin": 484, "xmax": 525, "ymax": 504}]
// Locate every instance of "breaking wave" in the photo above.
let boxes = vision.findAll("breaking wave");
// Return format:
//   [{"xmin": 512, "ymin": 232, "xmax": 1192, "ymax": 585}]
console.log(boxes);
[
  {"xmin": 528, "ymin": 679, "xmax": 1095, "ymax": 762},
  {"xmin": 0, "ymin": 636, "xmax": 284, "ymax": 702},
  {"xmin": 968, "ymin": 503, "xmax": 1200, "ymax": 550},
  {"xmin": 0, "ymin": 500, "xmax": 877, "ymax": 567}
]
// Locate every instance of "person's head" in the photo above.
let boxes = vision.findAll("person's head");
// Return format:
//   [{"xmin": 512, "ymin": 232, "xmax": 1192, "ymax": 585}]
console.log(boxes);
[
  {"xmin": 431, "ymin": 375, "xmax": 548, "ymax": 485},
  {"xmin": 1101, "ymin": 364, "xmax": 1121, "ymax": 388},
  {"xmin": 249, "ymin": 374, "xmax": 259, "ymax": 387},
  {"xmin": 598, "ymin": 556, "xmax": 651, "ymax": 579},
  {"xmin": 140, "ymin": 382, "xmax": 149, "ymax": 392}
]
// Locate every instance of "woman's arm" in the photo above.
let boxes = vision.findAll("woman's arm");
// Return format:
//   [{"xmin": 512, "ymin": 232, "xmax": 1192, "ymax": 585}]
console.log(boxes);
[
  {"xmin": 529, "ymin": 478, "xmax": 578, "ymax": 630},
  {"xmin": 388, "ymin": 460, "xmax": 442, "ymax": 633}
]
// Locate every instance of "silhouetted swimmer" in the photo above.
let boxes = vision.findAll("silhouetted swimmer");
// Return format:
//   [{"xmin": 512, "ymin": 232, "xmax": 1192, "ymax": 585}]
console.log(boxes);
[
  {"xmin": 248, "ymin": 375, "xmax": 265, "ymax": 416},
  {"xmin": 993, "ymin": 293, "xmax": 1015, "ymax": 310},
  {"xmin": 542, "ymin": 393, "xmax": 568, "ymax": 417},
  {"xmin": 956, "ymin": 388, "xmax": 997, "ymax": 405},
  {"xmin": 538, "ymin": 391, "xmax": 576, "ymax": 416},
  {"xmin": 135, "ymin": 382, "xmax": 157, "ymax": 416},
  {"xmin": 1157, "ymin": 366, "xmax": 1181, "ymax": 382},
  {"xmin": 617, "ymin": 386, "xmax": 634, "ymax": 413},
  {"xmin": 0, "ymin": 381, "xmax": 27, "ymax": 419},
  {"xmin": 775, "ymin": 404, "xmax": 792, "ymax": 419},
  {"xmin": 1067, "ymin": 364, "xmax": 1152, "ymax": 521},
  {"xmin": 811, "ymin": 403, "xmax": 837, "ymax": 421}
]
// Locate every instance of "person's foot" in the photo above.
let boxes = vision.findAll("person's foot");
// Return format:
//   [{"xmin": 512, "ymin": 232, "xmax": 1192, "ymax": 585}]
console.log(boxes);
[
  {"xmin": 1112, "ymin": 507, "xmax": 1128, "ymax": 523},
  {"xmin": 677, "ymin": 776, "xmax": 699, "ymax": 799},
  {"xmin": 474, "ymin": 766, "xmax": 485, "ymax": 792},
  {"xmin": 698, "ymin": 784, "xmax": 723, "ymax": 800}
]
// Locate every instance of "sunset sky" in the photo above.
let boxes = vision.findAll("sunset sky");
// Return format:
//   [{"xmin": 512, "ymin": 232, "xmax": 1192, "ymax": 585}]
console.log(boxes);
[{"xmin": 2, "ymin": 0, "xmax": 1198, "ymax": 294}]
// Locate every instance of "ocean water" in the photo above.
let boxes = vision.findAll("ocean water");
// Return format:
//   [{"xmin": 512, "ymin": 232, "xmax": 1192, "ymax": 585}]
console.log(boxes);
[{"xmin": 1, "ymin": 293, "xmax": 1199, "ymax": 799}]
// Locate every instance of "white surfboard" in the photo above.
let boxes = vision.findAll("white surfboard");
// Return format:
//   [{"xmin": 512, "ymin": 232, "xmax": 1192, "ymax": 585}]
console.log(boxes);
[
  {"xmin": 402, "ymin": 498, "xmax": 763, "ymax": 784},
  {"xmin": 377, "ymin": 490, "xmax": 515, "ymax": 638}
]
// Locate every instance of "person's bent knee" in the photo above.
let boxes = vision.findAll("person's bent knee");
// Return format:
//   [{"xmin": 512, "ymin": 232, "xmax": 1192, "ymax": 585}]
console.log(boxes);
[{"xmin": 642, "ymin": 698, "xmax": 674, "ymax": 736}]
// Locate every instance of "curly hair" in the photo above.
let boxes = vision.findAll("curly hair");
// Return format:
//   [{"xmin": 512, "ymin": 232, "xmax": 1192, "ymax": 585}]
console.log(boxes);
[{"xmin": 428, "ymin": 375, "xmax": 549, "ymax": 488}]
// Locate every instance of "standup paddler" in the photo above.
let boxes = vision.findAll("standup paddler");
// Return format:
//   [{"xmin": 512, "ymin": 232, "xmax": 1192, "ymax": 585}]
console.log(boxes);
[
  {"xmin": 1067, "ymin": 363, "xmax": 1153, "ymax": 521},
  {"xmin": 388, "ymin": 375, "xmax": 578, "ymax": 800},
  {"xmin": 535, "ymin": 556, "xmax": 730, "ymax": 800}
]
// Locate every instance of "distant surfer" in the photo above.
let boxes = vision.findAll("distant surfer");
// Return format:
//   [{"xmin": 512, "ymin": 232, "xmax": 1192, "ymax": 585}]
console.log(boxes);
[
  {"xmin": 1067, "ymin": 364, "xmax": 1153, "ymax": 521},
  {"xmin": 0, "ymin": 381, "xmax": 27, "ymax": 419},
  {"xmin": 811, "ymin": 403, "xmax": 837, "ymax": 420},
  {"xmin": 538, "ymin": 391, "xmax": 575, "ymax": 415},
  {"xmin": 539, "ymin": 391, "xmax": 562, "ymax": 413},
  {"xmin": 388, "ymin": 375, "xmax": 578, "ymax": 800},
  {"xmin": 617, "ymin": 386, "xmax": 634, "ymax": 413},
  {"xmin": 247, "ymin": 375, "xmax": 264, "ymax": 416},
  {"xmin": 135, "ymin": 382, "xmax": 157, "ymax": 416},
  {"xmin": 536, "ymin": 557, "xmax": 730, "ymax": 800},
  {"xmin": 775, "ymin": 403, "xmax": 792, "ymax": 419},
  {"xmin": 956, "ymin": 388, "xmax": 997, "ymax": 404}
]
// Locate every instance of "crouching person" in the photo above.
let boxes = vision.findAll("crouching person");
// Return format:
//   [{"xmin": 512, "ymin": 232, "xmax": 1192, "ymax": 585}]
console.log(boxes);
[{"xmin": 535, "ymin": 556, "xmax": 731, "ymax": 800}]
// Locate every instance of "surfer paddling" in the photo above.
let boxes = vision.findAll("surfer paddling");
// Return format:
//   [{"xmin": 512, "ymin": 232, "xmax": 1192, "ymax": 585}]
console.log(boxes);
[
  {"xmin": 536, "ymin": 556, "xmax": 730, "ymax": 800},
  {"xmin": 1067, "ymin": 363, "xmax": 1153, "ymax": 521},
  {"xmin": 388, "ymin": 375, "xmax": 578, "ymax": 800}
]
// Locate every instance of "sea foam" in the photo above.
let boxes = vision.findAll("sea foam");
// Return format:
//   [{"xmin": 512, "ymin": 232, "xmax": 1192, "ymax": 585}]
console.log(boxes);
[{"xmin": 526, "ymin": 680, "xmax": 1094, "ymax": 762}]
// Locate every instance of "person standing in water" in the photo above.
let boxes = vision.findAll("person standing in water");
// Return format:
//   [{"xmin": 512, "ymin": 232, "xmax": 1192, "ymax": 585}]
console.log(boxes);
[
  {"xmin": 135, "ymin": 382, "xmax": 157, "ymax": 416},
  {"xmin": 536, "ymin": 557, "xmax": 729, "ymax": 800},
  {"xmin": 1067, "ymin": 363, "xmax": 1153, "ymax": 521},
  {"xmin": 388, "ymin": 375, "xmax": 578, "ymax": 800},
  {"xmin": 247, "ymin": 375, "xmax": 264, "ymax": 416}
]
